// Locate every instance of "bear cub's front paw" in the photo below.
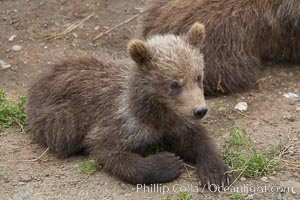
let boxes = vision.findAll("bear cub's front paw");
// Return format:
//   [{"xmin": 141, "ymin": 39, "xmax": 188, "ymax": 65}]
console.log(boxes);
[
  {"xmin": 145, "ymin": 151, "xmax": 183, "ymax": 183},
  {"xmin": 197, "ymin": 160, "xmax": 230, "ymax": 190}
]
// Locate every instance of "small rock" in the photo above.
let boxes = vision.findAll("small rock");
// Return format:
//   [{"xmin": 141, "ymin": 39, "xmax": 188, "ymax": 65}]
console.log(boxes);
[
  {"xmin": 8, "ymin": 35, "xmax": 16, "ymax": 41},
  {"xmin": 12, "ymin": 45, "xmax": 22, "ymax": 51},
  {"xmin": 246, "ymin": 193, "xmax": 254, "ymax": 200},
  {"xmin": 119, "ymin": 183, "xmax": 128, "ymax": 190},
  {"xmin": 279, "ymin": 72, "xmax": 288, "ymax": 77},
  {"xmin": 11, "ymin": 182, "xmax": 18, "ymax": 186},
  {"xmin": 283, "ymin": 115, "xmax": 296, "ymax": 122},
  {"xmin": 19, "ymin": 191, "xmax": 30, "ymax": 199},
  {"xmin": 0, "ymin": 59, "xmax": 11, "ymax": 69},
  {"xmin": 124, "ymin": 193, "xmax": 131, "ymax": 197},
  {"xmin": 234, "ymin": 102, "xmax": 248, "ymax": 112},
  {"xmin": 19, "ymin": 175, "xmax": 32, "ymax": 182},
  {"xmin": 134, "ymin": 6, "xmax": 145, "ymax": 13},
  {"xmin": 283, "ymin": 93, "xmax": 299, "ymax": 99},
  {"xmin": 94, "ymin": 25, "xmax": 100, "ymax": 30},
  {"xmin": 54, "ymin": 174, "xmax": 61, "ymax": 178},
  {"xmin": 18, "ymin": 181, "xmax": 26, "ymax": 186},
  {"xmin": 3, "ymin": 176, "xmax": 10, "ymax": 183},
  {"xmin": 240, "ymin": 177, "xmax": 246, "ymax": 181},
  {"xmin": 218, "ymin": 106, "xmax": 226, "ymax": 111},
  {"xmin": 261, "ymin": 176, "xmax": 268, "ymax": 182},
  {"xmin": 276, "ymin": 192, "xmax": 282, "ymax": 200},
  {"xmin": 269, "ymin": 176, "xmax": 276, "ymax": 180},
  {"xmin": 296, "ymin": 107, "xmax": 300, "ymax": 112}
]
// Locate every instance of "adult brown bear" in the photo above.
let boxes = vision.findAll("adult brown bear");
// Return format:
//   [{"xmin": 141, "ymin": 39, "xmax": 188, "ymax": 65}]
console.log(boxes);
[{"xmin": 142, "ymin": 0, "xmax": 300, "ymax": 95}]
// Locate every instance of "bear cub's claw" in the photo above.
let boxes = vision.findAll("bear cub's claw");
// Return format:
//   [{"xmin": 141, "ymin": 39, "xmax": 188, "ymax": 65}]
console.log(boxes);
[{"xmin": 197, "ymin": 160, "xmax": 231, "ymax": 191}]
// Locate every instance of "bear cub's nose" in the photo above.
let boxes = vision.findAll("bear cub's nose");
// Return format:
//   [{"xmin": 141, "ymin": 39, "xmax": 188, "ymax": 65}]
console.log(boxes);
[{"xmin": 193, "ymin": 106, "xmax": 208, "ymax": 119}]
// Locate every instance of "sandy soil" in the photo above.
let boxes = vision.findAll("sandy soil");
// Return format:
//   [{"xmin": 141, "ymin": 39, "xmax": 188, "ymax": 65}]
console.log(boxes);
[{"xmin": 0, "ymin": 0, "xmax": 299, "ymax": 199}]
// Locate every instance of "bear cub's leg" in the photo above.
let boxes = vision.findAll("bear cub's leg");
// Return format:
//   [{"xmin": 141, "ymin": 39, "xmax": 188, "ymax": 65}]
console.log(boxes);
[
  {"xmin": 92, "ymin": 150, "xmax": 183, "ymax": 184},
  {"xmin": 167, "ymin": 127, "xmax": 229, "ymax": 188}
]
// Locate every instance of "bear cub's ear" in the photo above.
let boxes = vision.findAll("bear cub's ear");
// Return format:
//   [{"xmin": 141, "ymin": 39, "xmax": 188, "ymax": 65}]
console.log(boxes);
[
  {"xmin": 128, "ymin": 40, "xmax": 151, "ymax": 65},
  {"xmin": 186, "ymin": 22, "xmax": 205, "ymax": 48}
]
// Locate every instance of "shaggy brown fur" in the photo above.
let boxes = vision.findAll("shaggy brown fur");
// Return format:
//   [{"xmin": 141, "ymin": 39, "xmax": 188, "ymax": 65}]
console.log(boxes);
[
  {"xmin": 141, "ymin": 0, "xmax": 300, "ymax": 95},
  {"xmin": 26, "ymin": 23, "xmax": 229, "ymax": 187}
]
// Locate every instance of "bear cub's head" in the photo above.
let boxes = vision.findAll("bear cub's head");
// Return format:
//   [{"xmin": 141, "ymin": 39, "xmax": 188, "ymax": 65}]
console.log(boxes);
[{"xmin": 128, "ymin": 22, "xmax": 207, "ymax": 121}]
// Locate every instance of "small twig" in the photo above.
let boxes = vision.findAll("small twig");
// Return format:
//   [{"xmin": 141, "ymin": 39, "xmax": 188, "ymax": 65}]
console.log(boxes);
[
  {"xmin": 225, "ymin": 168, "xmax": 246, "ymax": 174},
  {"xmin": 278, "ymin": 134, "xmax": 298, "ymax": 159},
  {"xmin": 284, "ymin": 165, "xmax": 300, "ymax": 170},
  {"xmin": 234, "ymin": 110, "xmax": 270, "ymax": 124},
  {"xmin": 9, "ymin": 147, "xmax": 49, "ymax": 162},
  {"xmin": 255, "ymin": 75, "xmax": 272, "ymax": 83},
  {"xmin": 45, "ymin": 13, "xmax": 94, "ymax": 40},
  {"xmin": 93, "ymin": 14, "xmax": 139, "ymax": 41},
  {"xmin": 228, "ymin": 167, "xmax": 247, "ymax": 187},
  {"xmin": 183, "ymin": 163, "xmax": 197, "ymax": 170},
  {"xmin": 182, "ymin": 163, "xmax": 194, "ymax": 182},
  {"xmin": 227, "ymin": 158, "xmax": 251, "ymax": 187},
  {"xmin": 234, "ymin": 110, "xmax": 252, "ymax": 119},
  {"xmin": 13, "ymin": 117, "xmax": 25, "ymax": 133},
  {"xmin": 216, "ymin": 75, "xmax": 225, "ymax": 93}
]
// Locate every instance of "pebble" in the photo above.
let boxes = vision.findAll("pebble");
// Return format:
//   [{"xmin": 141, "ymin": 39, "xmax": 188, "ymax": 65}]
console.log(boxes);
[
  {"xmin": 11, "ymin": 182, "xmax": 18, "ymax": 186},
  {"xmin": 261, "ymin": 176, "xmax": 268, "ymax": 182},
  {"xmin": 119, "ymin": 183, "xmax": 128, "ymax": 190},
  {"xmin": 19, "ymin": 175, "xmax": 32, "ymax": 182},
  {"xmin": 3, "ymin": 176, "xmax": 10, "ymax": 183},
  {"xmin": 269, "ymin": 176, "xmax": 276, "ymax": 180},
  {"xmin": 12, "ymin": 45, "xmax": 22, "ymax": 51},
  {"xmin": 94, "ymin": 25, "xmax": 100, "ymax": 30},
  {"xmin": 124, "ymin": 193, "xmax": 132, "ymax": 197},
  {"xmin": 218, "ymin": 106, "xmax": 226, "ymax": 111},
  {"xmin": 54, "ymin": 174, "xmax": 61, "ymax": 178},
  {"xmin": 234, "ymin": 102, "xmax": 248, "ymax": 112},
  {"xmin": 276, "ymin": 192, "xmax": 282, "ymax": 200},
  {"xmin": 240, "ymin": 177, "xmax": 246, "ymax": 181},
  {"xmin": 8, "ymin": 34, "xmax": 16, "ymax": 41},
  {"xmin": 0, "ymin": 59, "xmax": 11, "ymax": 69},
  {"xmin": 283, "ymin": 93, "xmax": 299, "ymax": 99},
  {"xmin": 283, "ymin": 115, "xmax": 296, "ymax": 122},
  {"xmin": 296, "ymin": 107, "xmax": 300, "ymax": 112},
  {"xmin": 245, "ymin": 193, "xmax": 254, "ymax": 200},
  {"xmin": 18, "ymin": 181, "xmax": 26, "ymax": 186},
  {"xmin": 19, "ymin": 191, "xmax": 30, "ymax": 199}
]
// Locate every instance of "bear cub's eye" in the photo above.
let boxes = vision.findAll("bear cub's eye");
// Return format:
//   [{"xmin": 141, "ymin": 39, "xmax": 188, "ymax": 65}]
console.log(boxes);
[{"xmin": 170, "ymin": 81, "xmax": 181, "ymax": 90}]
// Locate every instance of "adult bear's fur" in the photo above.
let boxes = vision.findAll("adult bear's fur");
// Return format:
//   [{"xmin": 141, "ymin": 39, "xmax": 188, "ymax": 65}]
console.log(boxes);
[
  {"xmin": 26, "ymin": 23, "xmax": 229, "ymax": 186},
  {"xmin": 142, "ymin": 0, "xmax": 300, "ymax": 95}
]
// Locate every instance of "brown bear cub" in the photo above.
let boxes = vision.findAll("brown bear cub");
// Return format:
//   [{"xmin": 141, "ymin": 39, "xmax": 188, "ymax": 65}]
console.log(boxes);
[
  {"xmin": 142, "ymin": 0, "xmax": 300, "ymax": 95},
  {"xmin": 26, "ymin": 23, "xmax": 229, "ymax": 187}
]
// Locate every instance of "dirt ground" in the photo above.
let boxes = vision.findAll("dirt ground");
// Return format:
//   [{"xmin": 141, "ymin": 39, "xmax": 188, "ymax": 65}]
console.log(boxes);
[{"xmin": 0, "ymin": 0, "xmax": 299, "ymax": 199}]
